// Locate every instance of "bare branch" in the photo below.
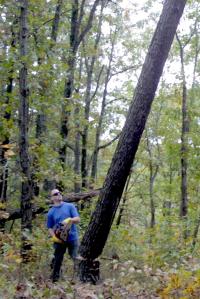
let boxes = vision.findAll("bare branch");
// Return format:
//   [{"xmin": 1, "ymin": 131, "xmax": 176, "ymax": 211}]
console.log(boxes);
[
  {"xmin": 106, "ymin": 96, "xmax": 128, "ymax": 107},
  {"xmin": 65, "ymin": 141, "xmax": 75, "ymax": 152},
  {"xmin": 91, "ymin": 65, "xmax": 104, "ymax": 100},
  {"xmin": 77, "ymin": 0, "xmax": 102, "ymax": 48},
  {"xmin": 109, "ymin": 65, "xmax": 140, "ymax": 79},
  {"xmin": 98, "ymin": 133, "xmax": 121, "ymax": 150},
  {"xmin": 30, "ymin": 9, "xmax": 71, "ymax": 37}
]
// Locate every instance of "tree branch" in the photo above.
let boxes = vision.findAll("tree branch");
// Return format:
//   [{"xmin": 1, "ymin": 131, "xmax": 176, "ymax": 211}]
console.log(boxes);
[
  {"xmin": 98, "ymin": 133, "xmax": 121, "ymax": 150},
  {"xmin": 77, "ymin": 0, "xmax": 102, "ymax": 48},
  {"xmin": 0, "ymin": 189, "xmax": 101, "ymax": 222},
  {"xmin": 106, "ymin": 96, "xmax": 128, "ymax": 107},
  {"xmin": 65, "ymin": 140, "xmax": 75, "ymax": 152},
  {"xmin": 109, "ymin": 65, "xmax": 140, "ymax": 79},
  {"xmin": 51, "ymin": 0, "xmax": 63, "ymax": 42},
  {"xmin": 91, "ymin": 65, "xmax": 104, "ymax": 100}
]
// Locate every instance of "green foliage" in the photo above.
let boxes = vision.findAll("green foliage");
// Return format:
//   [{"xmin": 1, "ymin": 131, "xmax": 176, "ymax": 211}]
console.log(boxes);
[{"xmin": 1, "ymin": 0, "xmax": 200, "ymax": 297}]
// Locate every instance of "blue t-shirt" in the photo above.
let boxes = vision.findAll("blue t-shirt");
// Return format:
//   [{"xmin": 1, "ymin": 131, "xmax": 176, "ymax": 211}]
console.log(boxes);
[{"xmin": 47, "ymin": 202, "xmax": 79, "ymax": 241}]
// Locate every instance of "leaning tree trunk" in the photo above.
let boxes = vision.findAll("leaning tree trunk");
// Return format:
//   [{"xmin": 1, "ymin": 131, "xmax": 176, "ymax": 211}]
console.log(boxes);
[
  {"xmin": 19, "ymin": 0, "xmax": 33, "ymax": 262},
  {"xmin": 79, "ymin": 0, "xmax": 187, "ymax": 283}
]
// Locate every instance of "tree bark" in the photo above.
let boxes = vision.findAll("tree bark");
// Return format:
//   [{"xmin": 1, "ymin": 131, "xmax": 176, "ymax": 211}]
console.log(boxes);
[
  {"xmin": 74, "ymin": 59, "xmax": 83, "ymax": 193},
  {"xmin": 19, "ymin": 0, "xmax": 33, "ymax": 262},
  {"xmin": 74, "ymin": 105, "xmax": 81, "ymax": 193},
  {"xmin": 176, "ymin": 33, "xmax": 189, "ymax": 218},
  {"xmin": 79, "ymin": 0, "xmax": 187, "ymax": 282},
  {"xmin": 145, "ymin": 127, "xmax": 160, "ymax": 228},
  {"xmin": 51, "ymin": 0, "xmax": 63, "ymax": 43}
]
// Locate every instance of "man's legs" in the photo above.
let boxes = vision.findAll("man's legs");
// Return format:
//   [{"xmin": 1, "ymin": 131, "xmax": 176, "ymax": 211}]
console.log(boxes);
[
  {"xmin": 52, "ymin": 243, "xmax": 67, "ymax": 282},
  {"xmin": 68, "ymin": 239, "xmax": 79, "ymax": 280},
  {"xmin": 68, "ymin": 239, "xmax": 79, "ymax": 259}
]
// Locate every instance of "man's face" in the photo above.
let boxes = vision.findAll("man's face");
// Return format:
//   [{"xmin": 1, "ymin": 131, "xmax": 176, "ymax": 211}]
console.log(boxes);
[{"xmin": 51, "ymin": 189, "xmax": 62, "ymax": 203}]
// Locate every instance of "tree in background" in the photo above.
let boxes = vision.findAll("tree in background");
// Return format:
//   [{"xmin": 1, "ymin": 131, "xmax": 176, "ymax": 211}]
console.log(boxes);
[
  {"xmin": 18, "ymin": 0, "xmax": 33, "ymax": 262},
  {"xmin": 59, "ymin": 0, "xmax": 104, "ymax": 167}
]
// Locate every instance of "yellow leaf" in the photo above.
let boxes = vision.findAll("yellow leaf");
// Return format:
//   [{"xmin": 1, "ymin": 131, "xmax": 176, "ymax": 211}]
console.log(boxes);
[
  {"xmin": 0, "ymin": 143, "xmax": 15, "ymax": 149},
  {"xmin": 0, "ymin": 202, "xmax": 6, "ymax": 209},
  {"xmin": 4, "ymin": 149, "xmax": 15, "ymax": 158},
  {"xmin": 15, "ymin": 258, "xmax": 22, "ymax": 264},
  {"xmin": 0, "ymin": 210, "xmax": 9, "ymax": 219}
]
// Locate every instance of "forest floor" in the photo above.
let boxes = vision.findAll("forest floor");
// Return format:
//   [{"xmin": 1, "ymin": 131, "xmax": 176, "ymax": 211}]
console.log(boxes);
[
  {"xmin": 12, "ymin": 261, "xmax": 161, "ymax": 299},
  {"xmin": 10, "ymin": 256, "xmax": 200, "ymax": 299},
  {"xmin": 2, "ymin": 230, "xmax": 200, "ymax": 298}
]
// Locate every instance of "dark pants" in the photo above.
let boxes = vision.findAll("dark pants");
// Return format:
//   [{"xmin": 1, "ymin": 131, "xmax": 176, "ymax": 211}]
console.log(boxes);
[{"xmin": 51, "ymin": 239, "xmax": 79, "ymax": 282}]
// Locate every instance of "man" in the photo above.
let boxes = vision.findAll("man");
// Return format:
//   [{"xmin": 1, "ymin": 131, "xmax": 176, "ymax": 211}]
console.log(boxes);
[{"xmin": 47, "ymin": 188, "xmax": 80, "ymax": 282}]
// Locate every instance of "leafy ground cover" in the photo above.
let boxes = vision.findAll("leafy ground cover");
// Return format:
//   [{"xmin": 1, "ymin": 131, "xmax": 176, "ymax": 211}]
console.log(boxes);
[
  {"xmin": 1, "ymin": 218, "xmax": 200, "ymax": 298},
  {"xmin": 1, "ymin": 240, "xmax": 200, "ymax": 299}
]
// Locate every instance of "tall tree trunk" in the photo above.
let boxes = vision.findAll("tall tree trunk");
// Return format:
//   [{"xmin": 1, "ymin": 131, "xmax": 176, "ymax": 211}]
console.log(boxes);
[
  {"xmin": 74, "ymin": 58, "xmax": 83, "ymax": 193},
  {"xmin": 0, "ymin": 20, "xmax": 17, "ymax": 232},
  {"xmin": 74, "ymin": 104, "xmax": 81, "ymax": 193},
  {"xmin": 176, "ymin": 34, "xmax": 189, "ymax": 218},
  {"xmin": 145, "ymin": 118, "xmax": 162, "ymax": 228},
  {"xmin": 0, "ymin": 140, "xmax": 9, "ymax": 232},
  {"xmin": 81, "ymin": 3, "xmax": 104, "ymax": 189},
  {"xmin": 33, "ymin": 0, "xmax": 63, "ymax": 194},
  {"xmin": 19, "ymin": 0, "xmax": 33, "ymax": 262},
  {"xmin": 192, "ymin": 18, "xmax": 200, "ymax": 87},
  {"xmin": 163, "ymin": 162, "xmax": 173, "ymax": 216},
  {"xmin": 90, "ymin": 29, "xmax": 117, "ymax": 182},
  {"xmin": 0, "ymin": 20, "xmax": 17, "ymax": 207},
  {"xmin": 145, "ymin": 129, "xmax": 159, "ymax": 228},
  {"xmin": 191, "ymin": 214, "xmax": 200, "ymax": 252},
  {"xmin": 51, "ymin": 0, "xmax": 63, "ymax": 44},
  {"xmin": 149, "ymin": 163, "xmax": 158, "ymax": 228},
  {"xmin": 59, "ymin": 0, "xmax": 80, "ymax": 166},
  {"xmin": 79, "ymin": 0, "xmax": 186, "ymax": 282},
  {"xmin": 116, "ymin": 171, "xmax": 131, "ymax": 227},
  {"xmin": 59, "ymin": 0, "xmax": 103, "ymax": 166}
]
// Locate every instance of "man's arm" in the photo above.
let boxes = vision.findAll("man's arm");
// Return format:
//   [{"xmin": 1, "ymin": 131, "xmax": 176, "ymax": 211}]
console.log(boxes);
[
  {"xmin": 48, "ymin": 228, "xmax": 55, "ymax": 237},
  {"xmin": 62, "ymin": 204, "xmax": 80, "ymax": 226},
  {"xmin": 71, "ymin": 216, "xmax": 80, "ymax": 224},
  {"xmin": 64, "ymin": 204, "xmax": 80, "ymax": 224},
  {"xmin": 62, "ymin": 216, "xmax": 80, "ymax": 225}
]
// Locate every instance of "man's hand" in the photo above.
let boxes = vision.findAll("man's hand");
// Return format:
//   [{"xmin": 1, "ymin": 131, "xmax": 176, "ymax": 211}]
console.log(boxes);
[
  {"xmin": 51, "ymin": 235, "xmax": 63, "ymax": 243},
  {"xmin": 62, "ymin": 217, "xmax": 72, "ymax": 225}
]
